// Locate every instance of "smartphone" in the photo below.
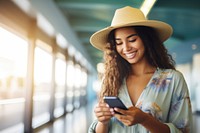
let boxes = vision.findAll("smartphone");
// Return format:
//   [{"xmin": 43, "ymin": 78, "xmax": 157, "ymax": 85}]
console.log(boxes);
[{"xmin": 103, "ymin": 96, "xmax": 127, "ymax": 110}]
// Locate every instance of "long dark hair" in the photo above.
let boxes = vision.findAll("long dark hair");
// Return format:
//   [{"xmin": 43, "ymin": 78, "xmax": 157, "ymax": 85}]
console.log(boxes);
[
  {"xmin": 134, "ymin": 26, "xmax": 175, "ymax": 69},
  {"xmin": 99, "ymin": 26, "xmax": 175, "ymax": 98}
]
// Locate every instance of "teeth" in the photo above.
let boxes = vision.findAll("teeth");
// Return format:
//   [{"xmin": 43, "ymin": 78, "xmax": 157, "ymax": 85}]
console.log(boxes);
[{"xmin": 124, "ymin": 52, "xmax": 136, "ymax": 59}]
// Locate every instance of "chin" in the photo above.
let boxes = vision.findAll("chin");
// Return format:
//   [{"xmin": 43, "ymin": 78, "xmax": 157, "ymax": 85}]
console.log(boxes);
[{"xmin": 127, "ymin": 60, "xmax": 137, "ymax": 64}]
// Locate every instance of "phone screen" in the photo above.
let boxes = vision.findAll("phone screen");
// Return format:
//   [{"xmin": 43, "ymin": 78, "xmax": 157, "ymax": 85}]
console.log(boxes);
[{"xmin": 103, "ymin": 96, "xmax": 127, "ymax": 110}]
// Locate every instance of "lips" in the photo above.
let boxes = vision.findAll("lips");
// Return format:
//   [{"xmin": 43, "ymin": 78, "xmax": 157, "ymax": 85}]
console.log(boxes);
[{"xmin": 124, "ymin": 51, "xmax": 137, "ymax": 59}]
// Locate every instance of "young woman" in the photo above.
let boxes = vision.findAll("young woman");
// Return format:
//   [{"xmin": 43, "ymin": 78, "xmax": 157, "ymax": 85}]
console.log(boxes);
[{"xmin": 88, "ymin": 6, "xmax": 192, "ymax": 133}]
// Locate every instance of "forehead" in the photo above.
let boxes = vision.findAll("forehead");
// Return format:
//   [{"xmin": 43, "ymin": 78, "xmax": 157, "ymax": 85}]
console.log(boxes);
[{"xmin": 114, "ymin": 27, "xmax": 137, "ymax": 38}]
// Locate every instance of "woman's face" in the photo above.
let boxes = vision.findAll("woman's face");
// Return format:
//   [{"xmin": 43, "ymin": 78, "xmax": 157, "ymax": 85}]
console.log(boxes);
[{"xmin": 114, "ymin": 27, "xmax": 145, "ymax": 64}]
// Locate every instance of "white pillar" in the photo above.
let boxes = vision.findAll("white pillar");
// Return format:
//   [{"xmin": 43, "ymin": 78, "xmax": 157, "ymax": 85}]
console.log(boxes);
[{"xmin": 192, "ymin": 53, "xmax": 200, "ymax": 112}]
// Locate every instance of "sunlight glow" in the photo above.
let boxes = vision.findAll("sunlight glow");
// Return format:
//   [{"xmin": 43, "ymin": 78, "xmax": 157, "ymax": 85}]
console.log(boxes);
[
  {"xmin": 56, "ymin": 33, "xmax": 68, "ymax": 49},
  {"xmin": 37, "ymin": 14, "xmax": 55, "ymax": 37},
  {"xmin": 55, "ymin": 58, "xmax": 66, "ymax": 85},
  {"xmin": 34, "ymin": 47, "xmax": 52, "ymax": 85},
  {"xmin": 66, "ymin": 61, "xmax": 75, "ymax": 88},
  {"xmin": 0, "ymin": 27, "xmax": 28, "ymax": 78},
  {"xmin": 140, "ymin": 0, "xmax": 156, "ymax": 17}
]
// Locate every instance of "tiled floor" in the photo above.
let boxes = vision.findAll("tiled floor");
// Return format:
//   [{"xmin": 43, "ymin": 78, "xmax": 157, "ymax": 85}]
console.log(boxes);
[{"xmin": 34, "ymin": 101, "xmax": 200, "ymax": 133}]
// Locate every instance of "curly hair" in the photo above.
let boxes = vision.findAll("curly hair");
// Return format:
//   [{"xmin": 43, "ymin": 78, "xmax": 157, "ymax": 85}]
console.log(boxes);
[{"xmin": 99, "ymin": 26, "xmax": 175, "ymax": 99}]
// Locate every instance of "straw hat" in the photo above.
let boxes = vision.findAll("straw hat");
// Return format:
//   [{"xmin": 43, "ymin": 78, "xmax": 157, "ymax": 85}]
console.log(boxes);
[{"xmin": 90, "ymin": 6, "xmax": 173, "ymax": 51}]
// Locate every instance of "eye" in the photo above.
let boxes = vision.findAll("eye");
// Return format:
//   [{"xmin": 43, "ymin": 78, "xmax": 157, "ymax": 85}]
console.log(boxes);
[{"xmin": 129, "ymin": 39, "xmax": 136, "ymax": 42}]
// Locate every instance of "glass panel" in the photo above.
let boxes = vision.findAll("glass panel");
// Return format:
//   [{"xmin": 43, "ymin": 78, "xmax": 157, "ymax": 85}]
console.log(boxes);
[
  {"xmin": 32, "ymin": 45, "xmax": 52, "ymax": 128},
  {"xmin": 80, "ymin": 69, "xmax": 88, "ymax": 106},
  {"xmin": 66, "ymin": 61, "xmax": 74, "ymax": 112},
  {"xmin": 74, "ymin": 64, "xmax": 81, "ymax": 108},
  {"xmin": 0, "ymin": 27, "xmax": 28, "ymax": 132},
  {"xmin": 192, "ymin": 53, "xmax": 200, "ymax": 112},
  {"xmin": 81, "ymin": 69, "xmax": 88, "ymax": 88},
  {"xmin": 54, "ymin": 58, "xmax": 66, "ymax": 118}
]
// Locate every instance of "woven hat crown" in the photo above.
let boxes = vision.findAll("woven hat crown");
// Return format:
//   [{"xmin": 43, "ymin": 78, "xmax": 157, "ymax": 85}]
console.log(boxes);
[{"xmin": 111, "ymin": 6, "xmax": 146, "ymax": 26}]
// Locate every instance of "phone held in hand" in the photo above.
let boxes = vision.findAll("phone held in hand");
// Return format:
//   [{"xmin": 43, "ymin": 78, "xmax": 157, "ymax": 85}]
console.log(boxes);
[{"xmin": 103, "ymin": 96, "xmax": 128, "ymax": 110}]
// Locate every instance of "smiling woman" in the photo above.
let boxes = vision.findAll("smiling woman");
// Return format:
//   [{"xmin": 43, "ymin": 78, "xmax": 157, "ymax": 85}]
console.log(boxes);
[
  {"xmin": 88, "ymin": 6, "xmax": 192, "ymax": 133},
  {"xmin": 114, "ymin": 28, "xmax": 145, "ymax": 64}
]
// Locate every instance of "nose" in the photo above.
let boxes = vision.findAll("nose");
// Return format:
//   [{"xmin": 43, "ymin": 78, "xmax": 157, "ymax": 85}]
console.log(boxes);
[{"xmin": 123, "ymin": 41, "xmax": 131, "ymax": 51}]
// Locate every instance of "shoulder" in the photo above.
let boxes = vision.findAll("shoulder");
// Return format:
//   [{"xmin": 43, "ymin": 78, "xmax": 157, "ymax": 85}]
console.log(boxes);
[
  {"xmin": 159, "ymin": 69, "xmax": 189, "ymax": 93},
  {"xmin": 158, "ymin": 68, "xmax": 184, "ymax": 79},
  {"xmin": 156, "ymin": 68, "xmax": 186, "ymax": 88}
]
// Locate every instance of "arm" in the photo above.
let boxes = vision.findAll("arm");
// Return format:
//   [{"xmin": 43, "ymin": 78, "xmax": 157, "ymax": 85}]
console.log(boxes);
[
  {"xmin": 95, "ymin": 122, "xmax": 109, "ymax": 133},
  {"xmin": 140, "ymin": 111, "xmax": 170, "ymax": 133},
  {"xmin": 88, "ymin": 120, "xmax": 110, "ymax": 133},
  {"xmin": 88, "ymin": 101, "xmax": 113, "ymax": 133},
  {"xmin": 114, "ymin": 106, "xmax": 170, "ymax": 133},
  {"xmin": 165, "ymin": 91, "xmax": 192, "ymax": 133},
  {"xmin": 165, "ymin": 71, "xmax": 193, "ymax": 133}
]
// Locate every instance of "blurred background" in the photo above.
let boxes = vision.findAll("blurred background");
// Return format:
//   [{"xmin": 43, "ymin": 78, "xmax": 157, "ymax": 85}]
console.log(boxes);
[{"xmin": 0, "ymin": 0, "xmax": 199, "ymax": 133}]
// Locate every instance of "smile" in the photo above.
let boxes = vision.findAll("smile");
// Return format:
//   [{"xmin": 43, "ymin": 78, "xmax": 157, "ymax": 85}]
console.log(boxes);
[{"xmin": 124, "ymin": 51, "xmax": 136, "ymax": 59}]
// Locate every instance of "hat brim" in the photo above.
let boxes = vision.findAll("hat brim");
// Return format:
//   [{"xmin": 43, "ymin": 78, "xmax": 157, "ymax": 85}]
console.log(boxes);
[{"xmin": 90, "ymin": 20, "xmax": 173, "ymax": 51}]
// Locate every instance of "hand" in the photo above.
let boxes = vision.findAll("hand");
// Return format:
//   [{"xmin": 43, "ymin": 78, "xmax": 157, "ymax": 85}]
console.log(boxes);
[
  {"xmin": 94, "ymin": 101, "xmax": 114, "ymax": 125},
  {"xmin": 113, "ymin": 106, "xmax": 148, "ymax": 126}
]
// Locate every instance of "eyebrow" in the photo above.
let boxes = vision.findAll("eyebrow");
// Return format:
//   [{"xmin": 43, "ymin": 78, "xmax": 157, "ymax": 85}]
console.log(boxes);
[
  {"xmin": 127, "ymin": 33, "xmax": 138, "ymax": 38},
  {"xmin": 115, "ymin": 33, "xmax": 138, "ymax": 40}
]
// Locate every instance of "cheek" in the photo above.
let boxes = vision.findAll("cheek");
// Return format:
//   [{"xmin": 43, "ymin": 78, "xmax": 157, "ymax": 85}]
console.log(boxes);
[
  {"xmin": 141, "ymin": 44, "xmax": 146, "ymax": 52},
  {"xmin": 137, "ymin": 41, "xmax": 145, "ymax": 53},
  {"xmin": 116, "ymin": 46, "xmax": 121, "ymax": 53},
  {"xmin": 139, "ymin": 46, "xmax": 146, "ymax": 57},
  {"xmin": 140, "ymin": 45, "xmax": 145, "ymax": 52}
]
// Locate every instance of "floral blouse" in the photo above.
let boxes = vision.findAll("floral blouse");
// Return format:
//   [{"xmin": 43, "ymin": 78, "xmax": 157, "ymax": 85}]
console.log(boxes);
[{"xmin": 88, "ymin": 69, "xmax": 192, "ymax": 133}]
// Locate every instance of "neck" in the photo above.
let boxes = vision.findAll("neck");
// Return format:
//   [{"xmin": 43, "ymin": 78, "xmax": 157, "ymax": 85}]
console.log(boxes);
[{"xmin": 130, "ymin": 60, "xmax": 156, "ymax": 76}]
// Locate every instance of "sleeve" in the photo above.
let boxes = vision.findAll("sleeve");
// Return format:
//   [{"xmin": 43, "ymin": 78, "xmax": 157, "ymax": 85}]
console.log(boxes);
[
  {"xmin": 165, "ymin": 71, "xmax": 193, "ymax": 133},
  {"xmin": 88, "ymin": 120, "xmax": 98, "ymax": 133}
]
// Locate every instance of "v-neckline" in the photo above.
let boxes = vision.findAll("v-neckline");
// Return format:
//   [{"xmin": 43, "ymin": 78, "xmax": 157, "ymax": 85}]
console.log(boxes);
[{"xmin": 124, "ymin": 68, "xmax": 158, "ymax": 106}]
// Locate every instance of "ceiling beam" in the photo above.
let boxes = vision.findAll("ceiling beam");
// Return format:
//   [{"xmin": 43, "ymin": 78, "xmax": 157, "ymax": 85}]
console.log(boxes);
[
  {"xmin": 69, "ymin": 17, "xmax": 108, "ymax": 32},
  {"xmin": 56, "ymin": 1, "xmax": 142, "ymax": 10},
  {"xmin": 154, "ymin": 0, "xmax": 200, "ymax": 9}
]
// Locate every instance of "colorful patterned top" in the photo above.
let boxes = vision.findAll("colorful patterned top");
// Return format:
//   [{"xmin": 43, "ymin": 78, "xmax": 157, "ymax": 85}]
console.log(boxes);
[{"xmin": 88, "ymin": 69, "xmax": 192, "ymax": 133}]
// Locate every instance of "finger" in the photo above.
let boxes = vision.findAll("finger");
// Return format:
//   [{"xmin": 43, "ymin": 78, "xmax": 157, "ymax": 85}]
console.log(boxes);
[
  {"xmin": 120, "ymin": 119, "xmax": 132, "ymax": 126},
  {"xmin": 95, "ymin": 102, "xmax": 109, "ymax": 110},
  {"xmin": 114, "ymin": 113, "xmax": 128, "ymax": 123},
  {"xmin": 95, "ymin": 105, "xmax": 111, "ymax": 113},
  {"xmin": 114, "ymin": 108, "xmax": 126, "ymax": 115},
  {"xmin": 96, "ymin": 111, "xmax": 113, "ymax": 117},
  {"xmin": 98, "ymin": 115, "xmax": 112, "ymax": 122},
  {"xmin": 98, "ymin": 102, "xmax": 109, "ymax": 108},
  {"xmin": 114, "ymin": 114, "xmax": 133, "ymax": 126},
  {"xmin": 95, "ymin": 107, "xmax": 114, "ymax": 118}
]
